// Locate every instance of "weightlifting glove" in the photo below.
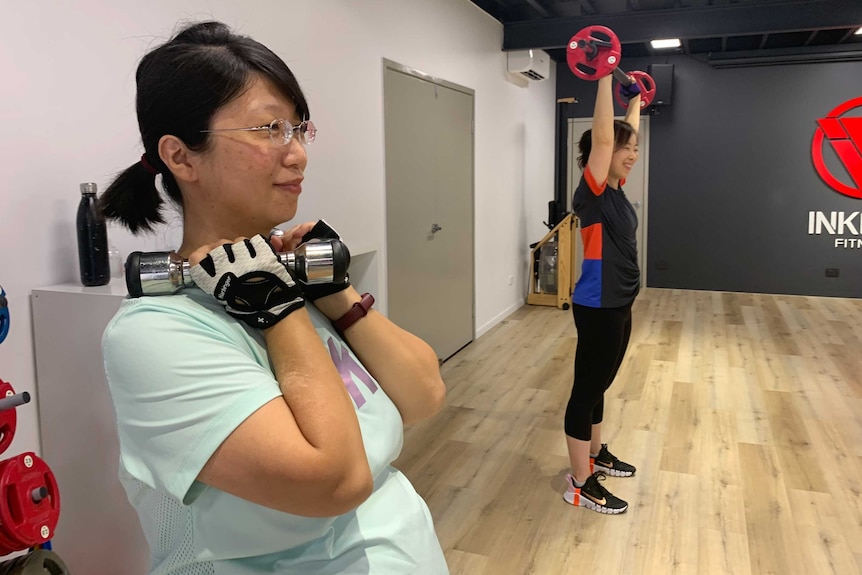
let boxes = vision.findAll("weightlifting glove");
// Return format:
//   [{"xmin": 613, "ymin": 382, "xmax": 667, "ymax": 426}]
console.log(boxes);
[
  {"xmin": 299, "ymin": 220, "xmax": 352, "ymax": 302},
  {"xmin": 619, "ymin": 79, "xmax": 641, "ymax": 101},
  {"xmin": 189, "ymin": 235, "xmax": 305, "ymax": 328}
]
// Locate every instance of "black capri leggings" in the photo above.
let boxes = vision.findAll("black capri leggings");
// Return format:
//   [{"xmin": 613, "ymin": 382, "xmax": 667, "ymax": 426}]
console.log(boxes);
[{"xmin": 564, "ymin": 302, "xmax": 632, "ymax": 441}]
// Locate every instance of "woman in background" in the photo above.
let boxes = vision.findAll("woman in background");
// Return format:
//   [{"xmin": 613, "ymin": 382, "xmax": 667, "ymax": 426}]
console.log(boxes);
[{"xmin": 562, "ymin": 73, "xmax": 641, "ymax": 515}]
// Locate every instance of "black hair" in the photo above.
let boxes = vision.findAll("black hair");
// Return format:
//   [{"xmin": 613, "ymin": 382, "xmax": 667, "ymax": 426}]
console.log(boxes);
[
  {"xmin": 576, "ymin": 120, "xmax": 637, "ymax": 170},
  {"xmin": 100, "ymin": 21, "xmax": 309, "ymax": 233}
]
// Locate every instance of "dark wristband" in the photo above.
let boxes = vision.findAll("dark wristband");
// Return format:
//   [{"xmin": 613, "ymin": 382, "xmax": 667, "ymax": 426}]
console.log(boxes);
[{"xmin": 333, "ymin": 293, "xmax": 374, "ymax": 334}]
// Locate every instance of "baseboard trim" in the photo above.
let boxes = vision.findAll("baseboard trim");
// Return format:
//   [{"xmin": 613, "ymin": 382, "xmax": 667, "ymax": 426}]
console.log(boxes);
[{"xmin": 476, "ymin": 300, "xmax": 525, "ymax": 338}]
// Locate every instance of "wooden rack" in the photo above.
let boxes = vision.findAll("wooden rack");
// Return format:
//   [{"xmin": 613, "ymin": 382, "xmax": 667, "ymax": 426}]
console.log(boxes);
[{"xmin": 527, "ymin": 214, "xmax": 577, "ymax": 310}]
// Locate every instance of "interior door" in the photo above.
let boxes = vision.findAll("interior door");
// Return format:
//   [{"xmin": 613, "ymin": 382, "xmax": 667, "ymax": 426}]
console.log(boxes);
[
  {"xmin": 384, "ymin": 63, "xmax": 475, "ymax": 361},
  {"xmin": 568, "ymin": 116, "xmax": 649, "ymax": 286}
]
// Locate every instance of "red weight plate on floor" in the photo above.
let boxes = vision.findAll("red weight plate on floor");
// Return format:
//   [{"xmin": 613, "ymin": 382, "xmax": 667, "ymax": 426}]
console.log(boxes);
[
  {"xmin": 0, "ymin": 381, "xmax": 18, "ymax": 456},
  {"xmin": 0, "ymin": 456, "xmax": 27, "ymax": 553},
  {"xmin": 0, "ymin": 453, "xmax": 61, "ymax": 548}
]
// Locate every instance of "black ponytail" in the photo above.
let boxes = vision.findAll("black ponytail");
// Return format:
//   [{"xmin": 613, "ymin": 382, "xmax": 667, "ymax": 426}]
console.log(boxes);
[
  {"xmin": 577, "ymin": 130, "xmax": 592, "ymax": 170},
  {"xmin": 100, "ymin": 161, "xmax": 166, "ymax": 234}
]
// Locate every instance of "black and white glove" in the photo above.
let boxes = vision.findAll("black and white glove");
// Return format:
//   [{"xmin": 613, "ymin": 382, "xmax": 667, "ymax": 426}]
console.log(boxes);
[
  {"xmin": 190, "ymin": 235, "xmax": 305, "ymax": 328},
  {"xmin": 299, "ymin": 220, "xmax": 351, "ymax": 302}
]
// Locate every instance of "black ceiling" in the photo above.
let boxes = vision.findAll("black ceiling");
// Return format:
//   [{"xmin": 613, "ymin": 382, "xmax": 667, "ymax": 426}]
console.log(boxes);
[{"xmin": 470, "ymin": 0, "xmax": 862, "ymax": 66}]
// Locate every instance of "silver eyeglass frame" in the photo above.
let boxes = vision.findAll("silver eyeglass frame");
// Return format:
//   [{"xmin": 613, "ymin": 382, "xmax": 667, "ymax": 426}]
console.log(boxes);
[{"xmin": 200, "ymin": 119, "xmax": 316, "ymax": 146}]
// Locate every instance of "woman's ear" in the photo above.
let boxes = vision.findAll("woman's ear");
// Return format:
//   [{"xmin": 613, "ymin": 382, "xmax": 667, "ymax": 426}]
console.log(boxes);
[{"xmin": 158, "ymin": 135, "xmax": 199, "ymax": 184}]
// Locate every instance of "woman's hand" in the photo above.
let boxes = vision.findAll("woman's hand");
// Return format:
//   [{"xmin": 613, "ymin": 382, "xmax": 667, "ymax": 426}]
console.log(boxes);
[
  {"xmin": 270, "ymin": 222, "xmax": 317, "ymax": 253},
  {"xmin": 273, "ymin": 220, "xmax": 352, "ymax": 304},
  {"xmin": 188, "ymin": 235, "xmax": 305, "ymax": 328}
]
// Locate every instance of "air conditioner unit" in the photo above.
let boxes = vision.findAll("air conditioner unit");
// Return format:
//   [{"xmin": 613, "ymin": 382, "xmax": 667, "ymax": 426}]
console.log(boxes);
[{"xmin": 507, "ymin": 49, "xmax": 550, "ymax": 82}]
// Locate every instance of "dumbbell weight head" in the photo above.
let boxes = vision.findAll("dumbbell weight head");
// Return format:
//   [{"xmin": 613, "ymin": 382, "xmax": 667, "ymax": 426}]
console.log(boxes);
[
  {"xmin": 614, "ymin": 70, "xmax": 657, "ymax": 109},
  {"xmin": 0, "ymin": 380, "xmax": 18, "ymax": 456},
  {"xmin": 0, "ymin": 453, "xmax": 60, "ymax": 549},
  {"xmin": 566, "ymin": 25, "xmax": 622, "ymax": 81}
]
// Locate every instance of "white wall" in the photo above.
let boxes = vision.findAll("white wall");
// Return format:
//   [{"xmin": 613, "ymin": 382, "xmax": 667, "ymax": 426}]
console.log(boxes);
[{"xmin": 0, "ymin": 0, "xmax": 556, "ymax": 457}]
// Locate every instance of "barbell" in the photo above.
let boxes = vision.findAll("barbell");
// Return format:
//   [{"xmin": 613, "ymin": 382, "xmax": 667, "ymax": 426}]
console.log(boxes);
[{"xmin": 565, "ymin": 25, "xmax": 656, "ymax": 109}]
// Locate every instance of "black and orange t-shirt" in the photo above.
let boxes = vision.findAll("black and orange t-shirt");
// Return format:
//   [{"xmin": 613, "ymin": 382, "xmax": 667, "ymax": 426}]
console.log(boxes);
[{"xmin": 572, "ymin": 166, "xmax": 640, "ymax": 308}]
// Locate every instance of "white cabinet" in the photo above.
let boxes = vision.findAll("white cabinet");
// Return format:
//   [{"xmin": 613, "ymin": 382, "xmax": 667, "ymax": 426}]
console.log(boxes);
[{"xmin": 32, "ymin": 280, "xmax": 149, "ymax": 575}]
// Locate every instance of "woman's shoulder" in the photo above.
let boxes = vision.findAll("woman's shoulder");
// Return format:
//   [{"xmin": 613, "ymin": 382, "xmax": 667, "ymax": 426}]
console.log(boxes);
[
  {"xmin": 104, "ymin": 290, "xmax": 239, "ymax": 346},
  {"xmin": 114, "ymin": 290, "xmax": 220, "ymax": 320},
  {"xmin": 573, "ymin": 173, "xmax": 591, "ymax": 198}
]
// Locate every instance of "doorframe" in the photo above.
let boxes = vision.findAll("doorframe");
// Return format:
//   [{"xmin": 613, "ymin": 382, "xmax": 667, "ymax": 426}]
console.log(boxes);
[
  {"xmin": 566, "ymin": 116, "xmax": 650, "ymax": 287},
  {"xmin": 381, "ymin": 59, "xmax": 477, "ymax": 355}
]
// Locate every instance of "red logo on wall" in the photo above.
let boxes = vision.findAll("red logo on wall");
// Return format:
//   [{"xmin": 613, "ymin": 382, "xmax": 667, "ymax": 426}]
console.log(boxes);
[{"xmin": 812, "ymin": 97, "xmax": 862, "ymax": 199}]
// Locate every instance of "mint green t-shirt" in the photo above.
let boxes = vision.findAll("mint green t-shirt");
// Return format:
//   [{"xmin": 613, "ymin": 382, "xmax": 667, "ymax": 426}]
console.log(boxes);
[{"xmin": 102, "ymin": 290, "xmax": 448, "ymax": 575}]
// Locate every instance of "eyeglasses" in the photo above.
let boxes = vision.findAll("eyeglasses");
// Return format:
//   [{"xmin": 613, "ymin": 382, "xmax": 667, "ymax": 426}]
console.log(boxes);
[{"xmin": 201, "ymin": 119, "xmax": 317, "ymax": 146}]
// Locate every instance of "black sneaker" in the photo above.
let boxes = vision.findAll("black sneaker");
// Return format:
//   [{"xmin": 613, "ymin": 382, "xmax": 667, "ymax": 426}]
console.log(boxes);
[
  {"xmin": 563, "ymin": 472, "xmax": 628, "ymax": 514},
  {"xmin": 591, "ymin": 444, "xmax": 636, "ymax": 477}
]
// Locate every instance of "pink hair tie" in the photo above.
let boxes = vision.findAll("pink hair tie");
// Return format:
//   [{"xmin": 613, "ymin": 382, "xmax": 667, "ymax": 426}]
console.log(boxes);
[{"xmin": 140, "ymin": 154, "xmax": 159, "ymax": 175}]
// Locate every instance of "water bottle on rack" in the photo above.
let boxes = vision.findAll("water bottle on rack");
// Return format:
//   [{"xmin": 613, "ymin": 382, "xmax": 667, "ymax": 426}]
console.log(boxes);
[{"xmin": 76, "ymin": 183, "xmax": 110, "ymax": 286}]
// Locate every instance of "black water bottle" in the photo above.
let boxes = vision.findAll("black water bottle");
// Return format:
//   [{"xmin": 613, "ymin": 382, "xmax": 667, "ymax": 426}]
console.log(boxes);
[{"xmin": 76, "ymin": 182, "xmax": 110, "ymax": 286}]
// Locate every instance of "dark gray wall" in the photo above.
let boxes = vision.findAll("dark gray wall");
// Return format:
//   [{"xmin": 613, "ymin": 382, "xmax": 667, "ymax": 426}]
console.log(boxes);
[{"xmin": 557, "ymin": 55, "xmax": 862, "ymax": 298}]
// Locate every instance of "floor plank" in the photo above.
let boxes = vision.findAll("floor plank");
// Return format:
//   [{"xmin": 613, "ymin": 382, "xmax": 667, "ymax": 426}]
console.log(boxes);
[{"xmin": 395, "ymin": 288, "xmax": 862, "ymax": 574}]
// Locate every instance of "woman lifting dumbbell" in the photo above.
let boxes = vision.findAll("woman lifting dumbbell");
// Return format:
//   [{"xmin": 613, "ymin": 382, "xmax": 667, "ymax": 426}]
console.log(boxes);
[
  {"xmin": 98, "ymin": 21, "xmax": 448, "ymax": 574},
  {"xmin": 562, "ymin": 26, "xmax": 647, "ymax": 515}
]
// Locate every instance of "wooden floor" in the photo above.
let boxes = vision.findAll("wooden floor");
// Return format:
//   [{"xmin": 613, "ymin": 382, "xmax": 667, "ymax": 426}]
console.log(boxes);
[{"xmin": 395, "ymin": 288, "xmax": 862, "ymax": 575}]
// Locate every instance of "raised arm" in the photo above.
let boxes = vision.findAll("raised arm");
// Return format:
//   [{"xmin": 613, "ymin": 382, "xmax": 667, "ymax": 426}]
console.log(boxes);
[
  {"xmin": 624, "ymin": 86, "xmax": 641, "ymax": 133},
  {"xmin": 586, "ymin": 74, "xmax": 615, "ymax": 186}
]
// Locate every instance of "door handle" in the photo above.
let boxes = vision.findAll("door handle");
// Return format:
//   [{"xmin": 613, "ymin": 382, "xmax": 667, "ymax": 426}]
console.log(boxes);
[
  {"xmin": 632, "ymin": 201, "xmax": 642, "ymax": 209},
  {"xmin": 431, "ymin": 223, "xmax": 442, "ymax": 234}
]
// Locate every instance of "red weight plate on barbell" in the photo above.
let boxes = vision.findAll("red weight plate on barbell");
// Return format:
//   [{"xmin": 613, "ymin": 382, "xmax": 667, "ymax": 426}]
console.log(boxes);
[
  {"xmin": 0, "ymin": 381, "xmax": 17, "ymax": 456},
  {"xmin": 566, "ymin": 25, "xmax": 622, "ymax": 81},
  {"xmin": 614, "ymin": 70, "xmax": 656, "ymax": 110},
  {"xmin": 0, "ymin": 452, "xmax": 61, "ymax": 548}
]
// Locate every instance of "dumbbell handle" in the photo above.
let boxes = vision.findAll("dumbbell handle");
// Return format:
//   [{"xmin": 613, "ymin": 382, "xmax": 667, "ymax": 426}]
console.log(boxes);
[
  {"xmin": 612, "ymin": 67, "xmax": 634, "ymax": 86},
  {"xmin": 577, "ymin": 36, "xmax": 614, "ymax": 60},
  {"xmin": 0, "ymin": 392, "xmax": 30, "ymax": 413},
  {"xmin": 127, "ymin": 239, "xmax": 350, "ymax": 297}
]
